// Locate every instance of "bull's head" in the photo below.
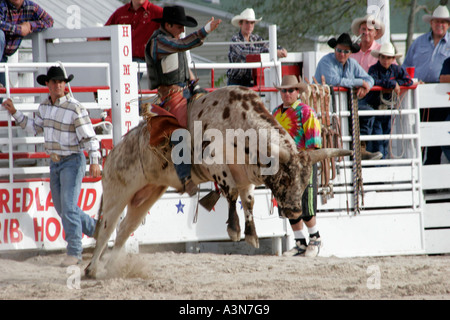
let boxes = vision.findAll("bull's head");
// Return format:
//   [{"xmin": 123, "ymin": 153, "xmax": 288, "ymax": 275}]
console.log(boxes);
[{"xmin": 264, "ymin": 147, "xmax": 351, "ymax": 220}]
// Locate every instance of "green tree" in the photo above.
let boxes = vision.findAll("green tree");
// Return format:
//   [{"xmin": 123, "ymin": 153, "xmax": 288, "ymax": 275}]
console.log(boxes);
[{"xmin": 228, "ymin": 0, "xmax": 444, "ymax": 52}]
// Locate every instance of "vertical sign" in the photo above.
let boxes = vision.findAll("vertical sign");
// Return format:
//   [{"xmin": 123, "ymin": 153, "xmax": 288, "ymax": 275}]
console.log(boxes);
[{"xmin": 109, "ymin": 25, "xmax": 139, "ymax": 144}]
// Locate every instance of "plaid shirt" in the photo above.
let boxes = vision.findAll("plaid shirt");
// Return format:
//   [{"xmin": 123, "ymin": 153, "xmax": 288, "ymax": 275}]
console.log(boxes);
[
  {"xmin": 0, "ymin": 0, "xmax": 53, "ymax": 56},
  {"xmin": 227, "ymin": 31, "xmax": 269, "ymax": 82},
  {"xmin": 12, "ymin": 94, "xmax": 100, "ymax": 163}
]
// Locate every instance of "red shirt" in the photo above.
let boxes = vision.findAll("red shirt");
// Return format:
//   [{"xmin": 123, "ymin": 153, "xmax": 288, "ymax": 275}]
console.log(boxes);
[{"xmin": 105, "ymin": 1, "xmax": 163, "ymax": 59}]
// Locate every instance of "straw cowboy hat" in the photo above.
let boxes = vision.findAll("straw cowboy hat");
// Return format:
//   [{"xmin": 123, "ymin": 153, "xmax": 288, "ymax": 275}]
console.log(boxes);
[
  {"xmin": 327, "ymin": 33, "xmax": 360, "ymax": 53},
  {"xmin": 422, "ymin": 5, "xmax": 450, "ymax": 24},
  {"xmin": 274, "ymin": 75, "xmax": 308, "ymax": 93},
  {"xmin": 231, "ymin": 8, "xmax": 262, "ymax": 28},
  {"xmin": 152, "ymin": 5, "xmax": 198, "ymax": 27},
  {"xmin": 370, "ymin": 42, "xmax": 402, "ymax": 59},
  {"xmin": 351, "ymin": 14, "xmax": 385, "ymax": 40},
  {"xmin": 36, "ymin": 66, "xmax": 74, "ymax": 86}
]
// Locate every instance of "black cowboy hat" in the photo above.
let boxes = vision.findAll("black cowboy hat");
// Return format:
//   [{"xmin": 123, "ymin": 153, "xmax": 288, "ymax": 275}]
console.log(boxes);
[
  {"xmin": 37, "ymin": 66, "xmax": 74, "ymax": 86},
  {"xmin": 152, "ymin": 5, "xmax": 198, "ymax": 28},
  {"xmin": 327, "ymin": 33, "xmax": 360, "ymax": 54}
]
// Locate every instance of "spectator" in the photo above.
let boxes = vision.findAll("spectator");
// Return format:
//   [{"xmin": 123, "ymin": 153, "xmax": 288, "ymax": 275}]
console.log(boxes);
[
  {"xmin": 105, "ymin": 0, "xmax": 163, "ymax": 62},
  {"xmin": 440, "ymin": 56, "xmax": 450, "ymax": 82},
  {"xmin": 403, "ymin": 5, "xmax": 450, "ymax": 83},
  {"xmin": 0, "ymin": 0, "xmax": 53, "ymax": 87},
  {"xmin": 351, "ymin": 14, "xmax": 397, "ymax": 72},
  {"xmin": 227, "ymin": 8, "xmax": 287, "ymax": 87},
  {"xmin": 404, "ymin": 5, "xmax": 450, "ymax": 164},
  {"xmin": 314, "ymin": 33, "xmax": 382, "ymax": 160},
  {"xmin": 272, "ymin": 75, "xmax": 323, "ymax": 257},
  {"xmin": 439, "ymin": 57, "xmax": 450, "ymax": 163},
  {"xmin": 366, "ymin": 42, "xmax": 413, "ymax": 159}
]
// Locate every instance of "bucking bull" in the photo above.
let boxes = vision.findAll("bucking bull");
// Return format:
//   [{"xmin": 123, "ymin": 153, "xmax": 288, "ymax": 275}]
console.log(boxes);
[{"xmin": 85, "ymin": 86, "xmax": 351, "ymax": 278}]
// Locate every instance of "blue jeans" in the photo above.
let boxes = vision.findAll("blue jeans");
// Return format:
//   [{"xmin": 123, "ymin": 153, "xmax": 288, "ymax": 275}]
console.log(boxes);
[
  {"xmin": 358, "ymin": 99, "xmax": 375, "ymax": 151},
  {"xmin": 50, "ymin": 153, "xmax": 96, "ymax": 259},
  {"xmin": 227, "ymin": 78, "xmax": 253, "ymax": 87},
  {"xmin": 442, "ymin": 113, "xmax": 450, "ymax": 162},
  {"xmin": 371, "ymin": 115, "xmax": 391, "ymax": 159},
  {"xmin": 170, "ymin": 129, "xmax": 192, "ymax": 182}
]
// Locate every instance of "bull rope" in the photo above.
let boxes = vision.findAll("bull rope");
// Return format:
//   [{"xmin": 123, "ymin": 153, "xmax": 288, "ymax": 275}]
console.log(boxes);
[
  {"xmin": 379, "ymin": 90, "xmax": 408, "ymax": 159},
  {"xmin": 349, "ymin": 89, "xmax": 364, "ymax": 214},
  {"xmin": 306, "ymin": 77, "xmax": 344, "ymax": 205}
]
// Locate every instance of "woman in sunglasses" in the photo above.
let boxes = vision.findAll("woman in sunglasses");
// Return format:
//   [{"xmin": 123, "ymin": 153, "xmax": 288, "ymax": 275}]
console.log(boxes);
[{"xmin": 272, "ymin": 75, "xmax": 323, "ymax": 257}]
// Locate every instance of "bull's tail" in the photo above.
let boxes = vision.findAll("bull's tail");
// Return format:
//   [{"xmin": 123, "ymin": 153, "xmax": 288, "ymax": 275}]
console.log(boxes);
[
  {"xmin": 92, "ymin": 195, "xmax": 103, "ymax": 240},
  {"xmin": 309, "ymin": 148, "xmax": 352, "ymax": 164}
]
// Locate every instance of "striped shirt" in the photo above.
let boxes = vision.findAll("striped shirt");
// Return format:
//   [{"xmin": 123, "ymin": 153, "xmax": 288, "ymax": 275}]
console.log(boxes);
[
  {"xmin": 0, "ymin": 0, "xmax": 53, "ymax": 57},
  {"xmin": 149, "ymin": 27, "xmax": 207, "ymax": 60},
  {"xmin": 12, "ymin": 94, "xmax": 100, "ymax": 163},
  {"xmin": 272, "ymin": 100, "xmax": 322, "ymax": 151}
]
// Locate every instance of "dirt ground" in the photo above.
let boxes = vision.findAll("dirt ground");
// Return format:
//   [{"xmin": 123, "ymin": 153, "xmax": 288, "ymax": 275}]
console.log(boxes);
[{"xmin": 1, "ymin": 246, "xmax": 449, "ymax": 300}]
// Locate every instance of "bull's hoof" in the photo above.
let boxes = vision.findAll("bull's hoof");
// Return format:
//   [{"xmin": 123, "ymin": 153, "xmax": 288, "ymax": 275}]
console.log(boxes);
[
  {"xmin": 245, "ymin": 234, "xmax": 259, "ymax": 249},
  {"xmin": 227, "ymin": 226, "xmax": 241, "ymax": 242}
]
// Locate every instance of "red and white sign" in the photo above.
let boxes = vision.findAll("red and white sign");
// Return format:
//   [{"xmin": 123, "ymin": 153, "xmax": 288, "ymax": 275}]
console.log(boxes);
[
  {"xmin": 0, "ymin": 181, "xmax": 102, "ymax": 251},
  {"xmin": 110, "ymin": 24, "xmax": 139, "ymax": 144}
]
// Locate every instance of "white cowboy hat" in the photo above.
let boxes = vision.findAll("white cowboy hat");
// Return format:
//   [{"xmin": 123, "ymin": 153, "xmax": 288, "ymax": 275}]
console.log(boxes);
[
  {"xmin": 351, "ymin": 14, "xmax": 385, "ymax": 40},
  {"xmin": 231, "ymin": 8, "xmax": 262, "ymax": 28},
  {"xmin": 422, "ymin": 5, "xmax": 450, "ymax": 24},
  {"xmin": 370, "ymin": 42, "xmax": 402, "ymax": 59}
]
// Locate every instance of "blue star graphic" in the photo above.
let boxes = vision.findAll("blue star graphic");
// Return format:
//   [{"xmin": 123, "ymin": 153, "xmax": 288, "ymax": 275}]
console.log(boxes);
[{"xmin": 175, "ymin": 200, "xmax": 185, "ymax": 214}]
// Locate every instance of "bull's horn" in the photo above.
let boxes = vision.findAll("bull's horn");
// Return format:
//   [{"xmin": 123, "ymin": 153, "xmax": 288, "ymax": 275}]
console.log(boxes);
[
  {"xmin": 308, "ymin": 148, "xmax": 352, "ymax": 164},
  {"xmin": 270, "ymin": 143, "xmax": 291, "ymax": 163}
]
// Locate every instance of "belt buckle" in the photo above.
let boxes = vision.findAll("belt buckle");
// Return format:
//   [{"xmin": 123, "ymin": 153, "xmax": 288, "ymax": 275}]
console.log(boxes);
[{"xmin": 50, "ymin": 153, "xmax": 61, "ymax": 162}]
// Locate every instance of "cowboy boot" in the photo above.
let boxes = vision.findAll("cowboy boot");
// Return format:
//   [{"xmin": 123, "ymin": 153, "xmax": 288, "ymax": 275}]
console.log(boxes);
[{"xmin": 361, "ymin": 141, "xmax": 383, "ymax": 160}]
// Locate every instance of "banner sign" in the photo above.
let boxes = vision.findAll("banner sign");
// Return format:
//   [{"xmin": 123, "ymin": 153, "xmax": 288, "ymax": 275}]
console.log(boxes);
[{"xmin": 0, "ymin": 181, "xmax": 101, "ymax": 252}]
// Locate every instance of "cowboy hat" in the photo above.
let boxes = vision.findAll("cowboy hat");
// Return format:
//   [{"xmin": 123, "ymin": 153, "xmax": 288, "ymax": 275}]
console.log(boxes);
[
  {"xmin": 274, "ymin": 75, "xmax": 308, "ymax": 93},
  {"xmin": 36, "ymin": 66, "xmax": 74, "ymax": 86},
  {"xmin": 351, "ymin": 14, "xmax": 385, "ymax": 40},
  {"xmin": 370, "ymin": 42, "xmax": 402, "ymax": 59},
  {"xmin": 327, "ymin": 33, "xmax": 360, "ymax": 53},
  {"xmin": 231, "ymin": 8, "xmax": 262, "ymax": 28},
  {"xmin": 422, "ymin": 5, "xmax": 450, "ymax": 24},
  {"xmin": 152, "ymin": 5, "xmax": 198, "ymax": 28}
]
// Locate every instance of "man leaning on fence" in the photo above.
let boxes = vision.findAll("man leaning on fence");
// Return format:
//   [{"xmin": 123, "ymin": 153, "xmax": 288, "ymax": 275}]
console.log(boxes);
[
  {"xmin": 0, "ymin": 0, "xmax": 53, "ymax": 87},
  {"xmin": 314, "ymin": 33, "xmax": 382, "ymax": 161}
]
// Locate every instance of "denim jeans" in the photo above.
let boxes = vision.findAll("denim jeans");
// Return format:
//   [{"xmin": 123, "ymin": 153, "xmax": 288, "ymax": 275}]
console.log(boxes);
[
  {"xmin": 170, "ymin": 129, "xmax": 192, "ymax": 181},
  {"xmin": 371, "ymin": 115, "xmax": 392, "ymax": 159},
  {"xmin": 50, "ymin": 153, "xmax": 96, "ymax": 259},
  {"xmin": 358, "ymin": 99, "xmax": 375, "ymax": 152},
  {"xmin": 442, "ymin": 112, "xmax": 450, "ymax": 162},
  {"xmin": 227, "ymin": 78, "xmax": 253, "ymax": 87}
]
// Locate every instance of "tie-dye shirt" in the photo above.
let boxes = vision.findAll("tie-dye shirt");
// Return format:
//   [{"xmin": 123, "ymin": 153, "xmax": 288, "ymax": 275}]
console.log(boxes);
[{"xmin": 272, "ymin": 100, "xmax": 322, "ymax": 151}]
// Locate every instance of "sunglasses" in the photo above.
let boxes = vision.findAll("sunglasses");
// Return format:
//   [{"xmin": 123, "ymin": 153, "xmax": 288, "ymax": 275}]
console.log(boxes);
[
  {"xmin": 280, "ymin": 88, "xmax": 297, "ymax": 93},
  {"xmin": 335, "ymin": 48, "xmax": 352, "ymax": 54}
]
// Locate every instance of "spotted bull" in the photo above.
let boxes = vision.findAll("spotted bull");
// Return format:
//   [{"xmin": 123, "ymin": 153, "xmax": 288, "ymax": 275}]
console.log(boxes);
[{"xmin": 85, "ymin": 86, "xmax": 351, "ymax": 278}]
